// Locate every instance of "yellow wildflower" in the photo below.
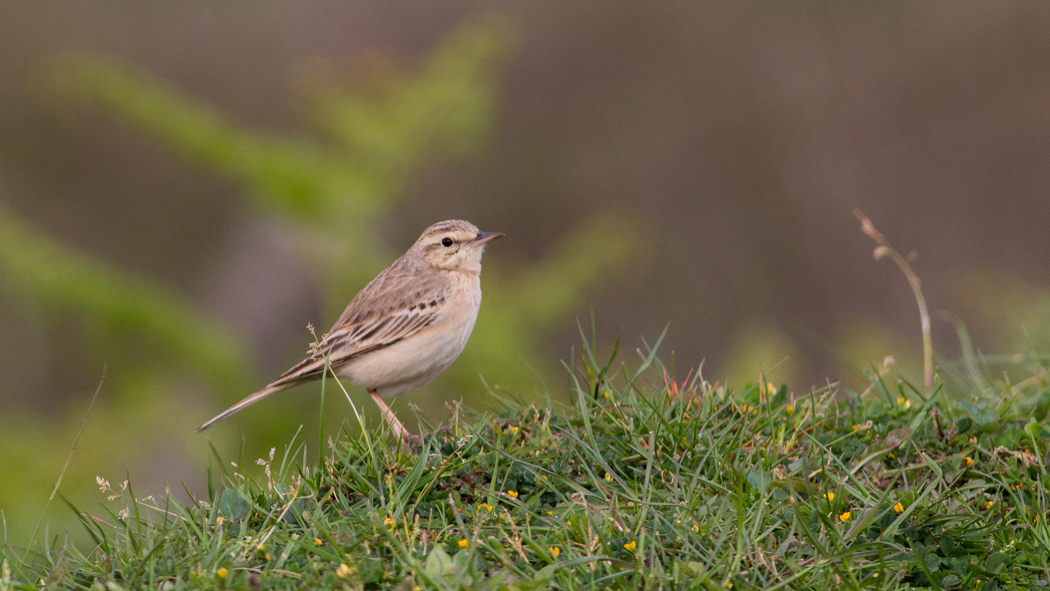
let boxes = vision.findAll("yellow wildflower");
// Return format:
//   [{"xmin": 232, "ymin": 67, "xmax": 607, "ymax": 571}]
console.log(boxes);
[
  {"xmin": 624, "ymin": 540, "xmax": 637, "ymax": 551},
  {"xmin": 893, "ymin": 502, "xmax": 904, "ymax": 513},
  {"xmin": 985, "ymin": 500, "xmax": 994, "ymax": 510},
  {"xmin": 691, "ymin": 524, "xmax": 699, "ymax": 533},
  {"xmin": 839, "ymin": 511, "xmax": 851, "ymax": 522},
  {"xmin": 477, "ymin": 503, "xmax": 493, "ymax": 513},
  {"xmin": 336, "ymin": 563, "xmax": 353, "ymax": 578},
  {"xmin": 314, "ymin": 538, "xmax": 323, "ymax": 546},
  {"xmin": 604, "ymin": 391, "xmax": 611, "ymax": 399},
  {"xmin": 458, "ymin": 539, "xmax": 470, "ymax": 548},
  {"xmin": 785, "ymin": 404, "xmax": 794, "ymax": 414},
  {"xmin": 507, "ymin": 490, "xmax": 519, "ymax": 498},
  {"xmin": 216, "ymin": 567, "xmax": 228, "ymax": 579},
  {"xmin": 824, "ymin": 492, "xmax": 834, "ymax": 502},
  {"xmin": 605, "ymin": 471, "xmax": 612, "ymax": 481},
  {"xmin": 256, "ymin": 544, "xmax": 265, "ymax": 551},
  {"xmin": 550, "ymin": 546, "xmax": 561, "ymax": 558},
  {"xmin": 964, "ymin": 456, "xmax": 973, "ymax": 466},
  {"xmin": 384, "ymin": 517, "xmax": 394, "ymax": 528},
  {"xmin": 216, "ymin": 516, "xmax": 225, "ymax": 526}
]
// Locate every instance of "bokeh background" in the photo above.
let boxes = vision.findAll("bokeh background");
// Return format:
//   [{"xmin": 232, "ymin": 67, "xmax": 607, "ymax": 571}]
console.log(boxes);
[{"xmin": 2, "ymin": 2, "xmax": 1050, "ymax": 552}]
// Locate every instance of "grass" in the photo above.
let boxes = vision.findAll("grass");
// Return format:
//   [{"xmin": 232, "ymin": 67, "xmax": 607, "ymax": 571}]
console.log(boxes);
[{"xmin": 3, "ymin": 328, "xmax": 1050, "ymax": 590}]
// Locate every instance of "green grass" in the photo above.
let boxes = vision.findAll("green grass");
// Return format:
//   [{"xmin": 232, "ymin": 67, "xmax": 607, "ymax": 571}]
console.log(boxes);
[{"xmin": 5, "ymin": 333, "xmax": 1050, "ymax": 590}]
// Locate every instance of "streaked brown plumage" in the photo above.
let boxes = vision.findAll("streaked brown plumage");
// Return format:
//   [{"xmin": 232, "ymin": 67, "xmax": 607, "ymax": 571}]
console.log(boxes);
[{"xmin": 197, "ymin": 219, "xmax": 502, "ymax": 441}]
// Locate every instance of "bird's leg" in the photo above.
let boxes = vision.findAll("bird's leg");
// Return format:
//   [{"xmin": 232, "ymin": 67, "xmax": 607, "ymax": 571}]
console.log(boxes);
[{"xmin": 368, "ymin": 390, "xmax": 421, "ymax": 445}]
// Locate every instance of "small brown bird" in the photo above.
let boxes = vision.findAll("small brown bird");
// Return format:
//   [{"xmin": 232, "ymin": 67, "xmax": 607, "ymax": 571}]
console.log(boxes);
[{"xmin": 197, "ymin": 220, "xmax": 503, "ymax": 442}]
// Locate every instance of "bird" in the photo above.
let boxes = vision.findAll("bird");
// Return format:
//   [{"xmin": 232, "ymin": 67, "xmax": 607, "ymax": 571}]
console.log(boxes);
[{"xmin": 197, "ymin": 219, "xmax": 503, "ymax": 443}]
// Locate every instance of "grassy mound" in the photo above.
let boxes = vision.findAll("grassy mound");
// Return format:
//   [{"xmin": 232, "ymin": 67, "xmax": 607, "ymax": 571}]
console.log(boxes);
[{"xmin": 7, "ymin": 338, "xmax": 1050, "ymax": 590}]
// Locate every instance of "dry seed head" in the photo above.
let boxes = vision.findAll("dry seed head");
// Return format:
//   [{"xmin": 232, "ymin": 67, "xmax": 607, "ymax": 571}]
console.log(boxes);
[{"xmin": 853, "ymin": 208, "xmax": 884, "ymax": 242}]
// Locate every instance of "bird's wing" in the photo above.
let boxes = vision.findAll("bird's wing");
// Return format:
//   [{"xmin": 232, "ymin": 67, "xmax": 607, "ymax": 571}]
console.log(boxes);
[
  {"xmin": 270, "ymin": 299, "xmax": 445, "ymax": 386},
  {"xmin": 269, "ymin": 257, "xmax": 452, "ymax": 386}
]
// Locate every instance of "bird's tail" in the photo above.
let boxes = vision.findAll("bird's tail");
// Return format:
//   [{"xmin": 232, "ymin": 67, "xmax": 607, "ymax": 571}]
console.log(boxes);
[{"xmin": 196, "ymin": 381, "xmax": 296, "ymax": 433}]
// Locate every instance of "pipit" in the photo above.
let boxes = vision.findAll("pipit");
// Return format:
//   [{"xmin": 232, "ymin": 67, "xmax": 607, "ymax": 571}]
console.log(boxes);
[{"xmin": 197, "ymin": 219, "xmax": 503, "ymax": 442}]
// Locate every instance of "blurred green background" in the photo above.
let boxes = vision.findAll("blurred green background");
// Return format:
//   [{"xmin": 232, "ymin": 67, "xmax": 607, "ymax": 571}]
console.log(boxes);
[{"xmin": 2, "ymin": 2, "xmax": 1050, "ymax": 553}]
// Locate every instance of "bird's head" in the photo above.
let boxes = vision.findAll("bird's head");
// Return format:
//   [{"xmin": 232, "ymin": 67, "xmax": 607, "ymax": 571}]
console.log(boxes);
[{"xmin": 414, "ymin": 219, "xmax": 503, "ymax": 273}]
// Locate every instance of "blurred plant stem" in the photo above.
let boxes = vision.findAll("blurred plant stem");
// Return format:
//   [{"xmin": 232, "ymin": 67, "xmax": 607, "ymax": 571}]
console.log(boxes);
[
  {"xmin": 0, "ymin": 206, "xmax": 250, "ymax": 390},
  {"xmin": 854, "ymin": 208, "xmax": 933, "ymax": 392}
]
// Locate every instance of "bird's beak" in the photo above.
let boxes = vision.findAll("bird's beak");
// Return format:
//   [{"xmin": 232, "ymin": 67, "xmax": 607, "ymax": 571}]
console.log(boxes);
[{"xmin": 469, "ymin": 231, "xmax": 504, "ymax": 246}]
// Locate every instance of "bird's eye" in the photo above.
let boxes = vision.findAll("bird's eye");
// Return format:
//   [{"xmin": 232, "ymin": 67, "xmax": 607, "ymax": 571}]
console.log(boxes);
[{"xmin": 441, "ymin": 237, "xmax": 454, "ymax": 247}]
